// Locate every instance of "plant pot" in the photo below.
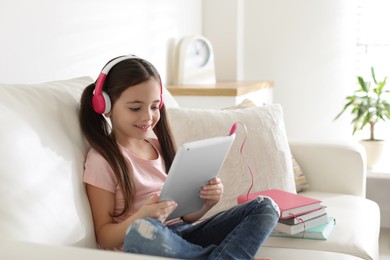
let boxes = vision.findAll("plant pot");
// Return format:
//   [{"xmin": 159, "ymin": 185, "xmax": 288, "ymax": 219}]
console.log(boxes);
[{"xmin": 359, "ymin": 139, "xmax": 386, "ymax": 169}]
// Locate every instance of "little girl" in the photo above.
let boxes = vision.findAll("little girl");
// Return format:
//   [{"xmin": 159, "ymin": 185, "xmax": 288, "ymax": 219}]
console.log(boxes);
[{"xmin": 79, "ymin": 55, "xmax": 279, "ymax": 259}]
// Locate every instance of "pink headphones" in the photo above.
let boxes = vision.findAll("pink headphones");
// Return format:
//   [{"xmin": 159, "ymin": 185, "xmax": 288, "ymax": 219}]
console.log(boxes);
[{"xmin": 92, "ymin": 55, "xmax": 163, "ymax": 114}]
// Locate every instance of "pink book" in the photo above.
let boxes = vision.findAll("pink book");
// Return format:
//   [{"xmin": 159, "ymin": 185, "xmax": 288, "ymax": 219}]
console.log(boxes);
[{"xmin": 237, "ymin": 189, "xmax": 323, "ymax": 219}]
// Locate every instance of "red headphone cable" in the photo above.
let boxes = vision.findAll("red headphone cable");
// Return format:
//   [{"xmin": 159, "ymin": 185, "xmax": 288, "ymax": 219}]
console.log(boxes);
[{"xmin": 229, "ymin": 122, "xmax": 254, "ymax": 202}]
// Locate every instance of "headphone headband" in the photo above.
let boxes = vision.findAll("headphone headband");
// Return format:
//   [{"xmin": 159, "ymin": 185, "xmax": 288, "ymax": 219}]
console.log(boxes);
[{"xmin": 92, "ymin": 55, "xmax": 163, "ymax": 114}]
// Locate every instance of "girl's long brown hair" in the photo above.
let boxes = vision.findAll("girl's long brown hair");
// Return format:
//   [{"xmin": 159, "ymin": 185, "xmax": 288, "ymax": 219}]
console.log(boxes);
[{"xmin": 79, "ymin": 57, "xmax": 176, "ymax": 217}]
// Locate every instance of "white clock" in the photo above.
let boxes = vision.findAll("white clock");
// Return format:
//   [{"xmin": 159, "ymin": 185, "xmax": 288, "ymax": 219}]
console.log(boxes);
[{"xmin": 174, "ymin": 35, "xmax": 216, "ymax": 85}]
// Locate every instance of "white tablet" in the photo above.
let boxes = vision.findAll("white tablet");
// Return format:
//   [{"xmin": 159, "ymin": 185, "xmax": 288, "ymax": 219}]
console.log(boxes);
[{"xmin": 159, "ymin": 134, "xmax": 236, "ymax": 220}]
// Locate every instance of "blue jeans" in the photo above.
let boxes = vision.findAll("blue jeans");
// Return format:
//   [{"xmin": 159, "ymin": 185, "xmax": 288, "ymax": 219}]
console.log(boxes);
[{"xmin": 124, "ymin": 197, "xmax": 280, "ymax": 259}]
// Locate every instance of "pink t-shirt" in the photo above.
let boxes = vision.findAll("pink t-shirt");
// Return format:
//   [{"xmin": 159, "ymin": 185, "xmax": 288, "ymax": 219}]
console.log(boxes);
[{"xmin": 83, "ymin": 138, "xmax": 167, "ymax": 224}]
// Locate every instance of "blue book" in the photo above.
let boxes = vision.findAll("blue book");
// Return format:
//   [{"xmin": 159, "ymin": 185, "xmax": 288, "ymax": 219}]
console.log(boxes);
[{"xmin": 271, "ymin": 217, "xmax": 336, "ymax": 240}]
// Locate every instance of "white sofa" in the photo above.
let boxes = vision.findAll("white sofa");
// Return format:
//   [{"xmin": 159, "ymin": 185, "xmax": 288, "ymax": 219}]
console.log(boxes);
[{"xmin": 0, "ymin": 77, "xmax": 380, "ymax": 260}]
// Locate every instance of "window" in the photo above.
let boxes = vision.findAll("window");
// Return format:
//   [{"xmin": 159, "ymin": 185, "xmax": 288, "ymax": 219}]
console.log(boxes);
[
  {"xmin": 355, "ymin": 0, "xmax": 390, "ymax": 141},
  {"xmin": 356, "ymin": 0, "xmax": 390, "ymax": 77}
]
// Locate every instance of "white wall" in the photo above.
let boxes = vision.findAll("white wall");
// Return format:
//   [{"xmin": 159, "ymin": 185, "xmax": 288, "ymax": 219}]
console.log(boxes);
[
  {"xmin": 202, "ymin": 0, "xmax": 243, "ymax": 80},
  {"xmin": 243, "ymin": 0, "xmax": 358, "ymax": 141},
  {"xmin": 0, "ymin": 0, "xmax": 201, "ymax": 84},
  {"xmin": 2, "ymin": 0, "xmax": 389, "ymax": 144},
  {"xmin": 203, "ymin": 0, "xmax": 363, "ymax": 141},
  {"xmin": 208, "ymin": 0, "xmax": 390, "ymax": 171}
]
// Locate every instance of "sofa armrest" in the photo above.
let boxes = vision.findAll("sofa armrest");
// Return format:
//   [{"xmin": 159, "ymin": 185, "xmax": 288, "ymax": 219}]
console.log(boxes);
[{"xmin": 289, "ymin": 139, "xmax": 367, "ymax": 197}]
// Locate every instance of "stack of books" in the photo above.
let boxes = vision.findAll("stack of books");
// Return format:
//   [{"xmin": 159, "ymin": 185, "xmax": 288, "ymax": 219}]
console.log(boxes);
[{"xmin": 237, "ymin": 189, "xmax": 336, "ymax": 240}]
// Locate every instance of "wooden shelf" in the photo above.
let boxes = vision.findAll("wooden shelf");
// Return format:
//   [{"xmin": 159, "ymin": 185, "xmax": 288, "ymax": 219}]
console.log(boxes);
[{"xmin": 167, "ymin": 81, "xmax": 273, "ymax": 97}]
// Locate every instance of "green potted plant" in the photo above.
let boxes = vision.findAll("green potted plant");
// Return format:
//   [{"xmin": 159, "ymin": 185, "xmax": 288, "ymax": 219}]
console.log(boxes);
[{"xmin": 335, "ymin": 67, "xmax": 390, "ymax": 168}]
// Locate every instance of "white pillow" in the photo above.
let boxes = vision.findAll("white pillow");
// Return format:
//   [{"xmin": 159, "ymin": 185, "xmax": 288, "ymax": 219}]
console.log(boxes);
[
  {"xmin": 0, "ymin": 77, "xmax": 96, "ymax": 247},
  {"xmin": 167, "ymin": 105, "xmax": 296, "ymax": 218},
  {"xmin": 162, "ymin": 86, "xmax": 179, "ymax": 108}
]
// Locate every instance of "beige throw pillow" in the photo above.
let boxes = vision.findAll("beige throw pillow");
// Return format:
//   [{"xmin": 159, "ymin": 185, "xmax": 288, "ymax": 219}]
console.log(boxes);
[
  {"xmin": 166, "ymin": 105, "xmax": 296, "ymax": 218},
  {"xmin": 225, "ymin": 99, "xmax": 309, "ymax": 193}
]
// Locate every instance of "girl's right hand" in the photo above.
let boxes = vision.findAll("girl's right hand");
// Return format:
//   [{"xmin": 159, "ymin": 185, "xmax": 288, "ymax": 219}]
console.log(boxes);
[{"xmin": 137, "ymin": 194, "xmax": 177, "ymax": 223}]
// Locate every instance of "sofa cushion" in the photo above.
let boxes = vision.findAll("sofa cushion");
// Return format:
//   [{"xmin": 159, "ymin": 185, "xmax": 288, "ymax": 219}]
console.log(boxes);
[
  {"xmin": 224, "ymin": 99, "xmax": 309, "ymax": 192},
  {"xmin": 0, "ymin": 77, "xmax": 96, "ymax": 247},
  {"xmin": 166, "ymin": 105, "xmax": 296, "ymax": 218}
]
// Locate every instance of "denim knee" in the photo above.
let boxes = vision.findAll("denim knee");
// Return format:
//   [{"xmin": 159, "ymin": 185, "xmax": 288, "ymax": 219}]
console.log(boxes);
[
  {"xmin": 124, "ymin": 218, "xmax": 165, "ymax": 253},
  {"xmin": 254, "ymin": 196, "xmax": 280, "ymax": 220},
  {"xmin": 124, "ymin": 218, "xmax": 214, "ymax": 258}
]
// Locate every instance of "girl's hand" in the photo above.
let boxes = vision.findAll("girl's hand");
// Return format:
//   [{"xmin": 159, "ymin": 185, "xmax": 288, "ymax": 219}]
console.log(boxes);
[
  {"xmin": 136, "ymin": 194, "xmax": 177, "ymax": 223},
  {"xmin": 200, "ymin": 177, "xmax": 224, "ymax": 209}
]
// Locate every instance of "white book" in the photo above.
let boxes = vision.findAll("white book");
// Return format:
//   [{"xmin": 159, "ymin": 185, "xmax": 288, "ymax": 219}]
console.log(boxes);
[
  {"xmin": 271, "ymin": 217, "xmax": 336, "ymax": 240},
  {"xmin": 278, "ymin": 207, "xmax": 327, "ymax": 225},
  {"xmin": 274, "ymin": 213, "xmax": 328, "ymax": 235}
]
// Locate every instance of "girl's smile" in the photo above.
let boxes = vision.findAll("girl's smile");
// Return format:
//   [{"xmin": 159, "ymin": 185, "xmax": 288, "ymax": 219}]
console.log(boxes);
[
  {"xmin": 135, "ymin": 124, "xmax": 152, "ymax": 131},
  {"xmin": 108, "ymin": 79, "xmax": 161, "ymax": 147}
]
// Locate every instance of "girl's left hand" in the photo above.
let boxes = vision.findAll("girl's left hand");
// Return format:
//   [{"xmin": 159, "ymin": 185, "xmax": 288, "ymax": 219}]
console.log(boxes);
[{"xmin": 200, "ymin": 177, "xmax": 224, "ymax": 209}]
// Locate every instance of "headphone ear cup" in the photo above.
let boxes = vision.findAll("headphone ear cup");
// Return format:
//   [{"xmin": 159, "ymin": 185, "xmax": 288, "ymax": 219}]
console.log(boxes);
[
  {"xmin": 159, "ymin": 93, "xmax": 163, "ymax": 109},
  {"xmin": 92, "ymin": 91, "xmax": 111, "ymax": 114},
  {"xmin": 102, "ymin": 91, "xmax": 111, "ymax": 114}
]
